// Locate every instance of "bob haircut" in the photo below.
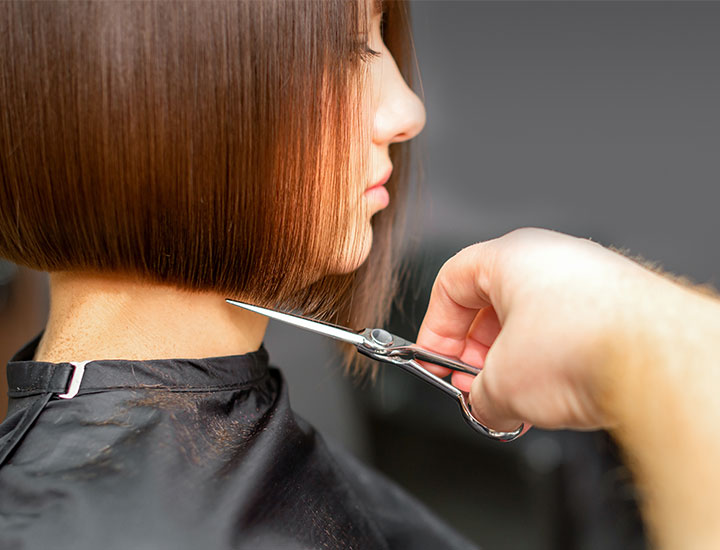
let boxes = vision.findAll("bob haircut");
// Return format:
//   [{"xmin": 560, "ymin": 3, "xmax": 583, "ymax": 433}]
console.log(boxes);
[{"xmin": 0, "ymin": 0, "xmax": 417, "ymax": 372}]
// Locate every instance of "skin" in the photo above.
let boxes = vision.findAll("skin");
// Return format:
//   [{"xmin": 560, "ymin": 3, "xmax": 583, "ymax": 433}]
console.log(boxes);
[
  {"xmin": 34, "ymin": 5, "xmax": 425, "ymax": 364},
  {"xmin": 416, "ymin": 227, "xmax": 720, "ymax": 550}
]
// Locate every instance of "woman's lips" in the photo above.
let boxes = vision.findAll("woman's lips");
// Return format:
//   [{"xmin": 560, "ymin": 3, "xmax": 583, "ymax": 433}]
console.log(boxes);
[
  {"xmin": 364, "ymin": 168, "xmax": 392, "ymax": 210},
  {"xmin": 365, "ymin": 168, "xmax": 393, "ymax": 192}
]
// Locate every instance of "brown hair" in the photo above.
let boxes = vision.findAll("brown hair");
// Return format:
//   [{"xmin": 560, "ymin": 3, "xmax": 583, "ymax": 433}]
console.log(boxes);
[{"xmin": 0, "ymin": 1, "xmax": 417, "ymax": 373}]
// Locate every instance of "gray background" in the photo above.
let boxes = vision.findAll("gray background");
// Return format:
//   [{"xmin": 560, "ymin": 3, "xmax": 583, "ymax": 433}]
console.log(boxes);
[
  {"xmin": 2, "ymin": 1, "xmax": 718, "ymax": 548},
  {"xmin": 266, "ymin": 1, "xmax": 720, "ymax": 548}
]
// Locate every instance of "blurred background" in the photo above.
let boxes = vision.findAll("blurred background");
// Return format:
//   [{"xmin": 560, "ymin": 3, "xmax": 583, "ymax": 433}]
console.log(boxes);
[{"xmin": 2, "ymin": 1, "xmax": 719, "ymax": 548}]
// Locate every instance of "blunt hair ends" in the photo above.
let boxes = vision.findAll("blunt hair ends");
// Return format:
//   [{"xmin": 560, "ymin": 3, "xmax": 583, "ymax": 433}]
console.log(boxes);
[{"xmin": 0, "ymin": 0, "xmax": 418, "ymax": 376}]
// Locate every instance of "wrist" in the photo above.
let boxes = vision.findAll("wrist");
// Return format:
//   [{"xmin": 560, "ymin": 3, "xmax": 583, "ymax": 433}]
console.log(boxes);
[
  {"xmin": 593, "ymin": 266, "xmax": 711, "ymax": 427},
  {"xmin": 596, "ymin": 267, "xmax": 720, "ymax": 547}
]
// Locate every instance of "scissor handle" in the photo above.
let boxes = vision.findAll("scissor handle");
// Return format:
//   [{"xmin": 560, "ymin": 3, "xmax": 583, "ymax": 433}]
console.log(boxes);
[
  {"xmin": 360, "ymin": 329, "xmax": 481, "ymax": 376},
  {"xmin": 406, "ymin": 346, "xmax": 481, "ymax": 376},
  {"xmin": 359, "ymin": 344, "xmax": 523, "ymax": 441},
  {"xmin": 402, "ymin": 358, "xmax": 523, "ymax": 441}
]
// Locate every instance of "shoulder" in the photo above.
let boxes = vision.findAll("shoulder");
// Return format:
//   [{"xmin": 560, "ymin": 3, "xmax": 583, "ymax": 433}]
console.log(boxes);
[{"xmin": 320, "ymin": 436, "xmax": 481, "ymax": 550}]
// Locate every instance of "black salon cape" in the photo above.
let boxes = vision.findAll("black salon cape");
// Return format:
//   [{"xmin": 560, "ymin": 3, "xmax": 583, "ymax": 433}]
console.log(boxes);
[{"xmin": 0, "ymin": 335, "xmax": 479, "ymax": 550}]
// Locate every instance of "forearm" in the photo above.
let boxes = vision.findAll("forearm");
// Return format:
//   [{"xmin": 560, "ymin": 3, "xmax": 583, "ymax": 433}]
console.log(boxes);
[
  {"xmin": 602, "ymin": 275, "xmax": 720, "ymax": 549},
  {"xmin": 420, "ymin": 229, "xmax": 720, "ymax": 547}
]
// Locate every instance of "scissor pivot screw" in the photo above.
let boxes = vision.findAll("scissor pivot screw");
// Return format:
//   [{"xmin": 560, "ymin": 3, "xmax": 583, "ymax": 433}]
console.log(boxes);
[{"xmin": 370, "ymin": 328, "xmax": 394, "ymax": 347}]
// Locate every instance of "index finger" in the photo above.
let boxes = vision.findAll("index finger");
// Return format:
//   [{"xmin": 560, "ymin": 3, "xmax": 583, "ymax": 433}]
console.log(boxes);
[{"xmin": 416, "ymin": 243, "xmax": 496, "ymax": 373}]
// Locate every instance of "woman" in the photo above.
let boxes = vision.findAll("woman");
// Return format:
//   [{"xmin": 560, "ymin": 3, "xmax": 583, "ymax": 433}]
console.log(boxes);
[{"xmin": 0, "ymin": 1, "xmax": 477, "ymax": 548}]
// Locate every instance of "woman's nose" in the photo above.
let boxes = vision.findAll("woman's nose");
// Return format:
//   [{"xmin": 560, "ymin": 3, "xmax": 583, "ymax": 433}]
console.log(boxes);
[{"xmin": 373, "ymin": 51, "xmax": 426, "ymax": 146}]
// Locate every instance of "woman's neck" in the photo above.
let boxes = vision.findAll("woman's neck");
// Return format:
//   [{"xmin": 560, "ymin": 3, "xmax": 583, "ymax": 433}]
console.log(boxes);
[{"xmin": 34, "ymin": 272, "xmax": 268, "ymax": 363}]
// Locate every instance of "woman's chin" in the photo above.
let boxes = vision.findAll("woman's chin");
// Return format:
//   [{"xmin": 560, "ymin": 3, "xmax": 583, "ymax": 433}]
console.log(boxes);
[{"xmin": 328, "ymin": 225, "xmax": 374, "ymax": 275}]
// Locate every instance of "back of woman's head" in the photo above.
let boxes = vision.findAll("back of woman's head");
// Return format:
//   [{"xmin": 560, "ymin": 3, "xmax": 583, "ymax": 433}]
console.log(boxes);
[{"xmin": 0, "ymin": 0, "xmax": 418, "ymax": 369}]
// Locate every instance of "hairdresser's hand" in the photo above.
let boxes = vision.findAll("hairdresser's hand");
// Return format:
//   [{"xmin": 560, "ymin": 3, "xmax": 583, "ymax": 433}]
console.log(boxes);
[
  {"xmin": 416, "ymin": 227, "xmax": 668, "ymax": 433},
  {"xmin": 420, "ymin": 228, "xmax": 720, "ymax": 548}
]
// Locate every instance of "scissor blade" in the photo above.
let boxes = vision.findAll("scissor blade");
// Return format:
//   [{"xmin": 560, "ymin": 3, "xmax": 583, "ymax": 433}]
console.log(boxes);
[{"xmin": 225, "ymin": 299, "xmax": 365, "ymax": 346}]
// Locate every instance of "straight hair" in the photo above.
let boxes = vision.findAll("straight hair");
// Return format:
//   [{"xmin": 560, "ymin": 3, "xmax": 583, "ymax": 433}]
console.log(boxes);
[{"xmin": 0, "ymin": 0, "xmax": 416, "ymax": 373}]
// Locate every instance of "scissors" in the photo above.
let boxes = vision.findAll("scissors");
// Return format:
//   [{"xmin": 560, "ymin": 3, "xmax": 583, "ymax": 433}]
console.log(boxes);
[{"xmin": 226, "ymin": 299, "xmax": 524, "ymax": 442}]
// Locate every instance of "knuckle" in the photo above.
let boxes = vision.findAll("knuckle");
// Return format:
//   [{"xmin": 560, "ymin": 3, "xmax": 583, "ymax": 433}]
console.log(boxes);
[{"xmin": 506, "ymin": 226, "xmax": 543, "ymax": 242}]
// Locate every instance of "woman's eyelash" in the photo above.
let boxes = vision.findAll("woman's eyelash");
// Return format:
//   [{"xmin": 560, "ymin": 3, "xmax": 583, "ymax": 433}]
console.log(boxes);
[
  {"xmin": 358, "ymin": 45, "xmax": 380, "ymax": 63},
  {"xmin": 353, "ymin": 35, "xmax": 380, "ymax": 60}
]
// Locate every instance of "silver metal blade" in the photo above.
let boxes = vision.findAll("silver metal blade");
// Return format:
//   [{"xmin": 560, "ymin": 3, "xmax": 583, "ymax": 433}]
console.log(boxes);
[{"xmin": 225, "ymin": 299, "xmax": 365, "ymax": 346}]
